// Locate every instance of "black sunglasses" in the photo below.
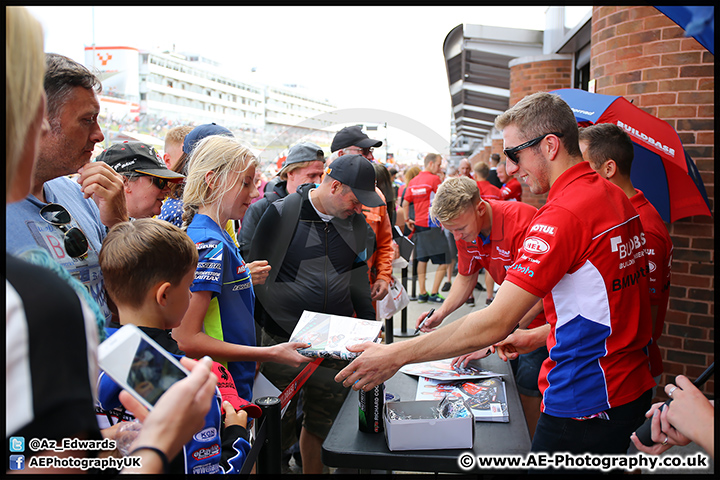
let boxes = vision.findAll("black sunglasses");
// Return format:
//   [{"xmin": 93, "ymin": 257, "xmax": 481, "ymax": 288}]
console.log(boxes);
[
  {"xmin": 124, "ymin": 174, "xmax": 170, "ymax": 190},
  {"xmin": 39, "ymin": 203, "xmax": 90, "ymax": 259},
  {"xmin": 504, "ymin": 132, "xmax": 564, "ymax": 165},
  {"xmin": 149, "ymin": 176, "xmax": 170, "ymax": 190}
]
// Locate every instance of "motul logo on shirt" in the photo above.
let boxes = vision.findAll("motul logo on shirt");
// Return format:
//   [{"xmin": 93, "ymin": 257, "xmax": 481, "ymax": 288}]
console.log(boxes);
[{"xmin": 529, "ymin": 224, "xmax": 556, "ymax": 235}]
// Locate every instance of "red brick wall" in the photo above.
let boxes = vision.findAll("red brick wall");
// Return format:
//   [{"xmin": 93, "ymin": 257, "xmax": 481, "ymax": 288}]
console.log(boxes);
[
  {"xmin": 491, "ymin": 138, "xmax": 504, "ymax": 156},
  {"xmin": 508, "ymin": 56, "xmax": 573, "ymax": 210},
  {"xmin": 509, "ymin": 56, "xmax": 573, "ymax": 106},
  {"xmin": 591, "ymin": 6, "xmax": 714, "ymax": 401}
]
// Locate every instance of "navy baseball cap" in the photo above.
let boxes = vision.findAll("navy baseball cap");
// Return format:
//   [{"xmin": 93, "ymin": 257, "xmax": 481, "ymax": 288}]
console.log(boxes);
[
  {"xmin": 325, "ymin": 154, "xmax": 385, "ymax": 207},
  {"xmin": 183, "ymin": 123, "xmax": 234, "ymax": 154}
]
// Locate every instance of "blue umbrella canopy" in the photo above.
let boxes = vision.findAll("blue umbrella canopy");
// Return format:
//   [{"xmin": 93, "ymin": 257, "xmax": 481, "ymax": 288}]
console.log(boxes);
[
  {"xmin": 551, "ymin": 88, "xmax": 712, "ymax": 223},
  {"xmin": 655, "ymin": 6, "xmax": 714, "ymax": 54}
]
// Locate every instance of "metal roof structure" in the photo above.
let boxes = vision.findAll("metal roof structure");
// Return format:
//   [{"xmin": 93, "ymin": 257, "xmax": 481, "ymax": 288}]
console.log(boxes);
[{"xmin": 443, "ymin": 24, "xmax": 544, "ymax": 154}]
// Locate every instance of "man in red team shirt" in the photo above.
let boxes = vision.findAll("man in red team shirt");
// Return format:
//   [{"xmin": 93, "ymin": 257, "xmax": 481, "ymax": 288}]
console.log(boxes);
[
  {"xmin": 473, "ymin": 161, "xmax": 503, "ymax": 304},
  {"xmin": 336, "ymin": 92, "xmax": 654, "ymax": 469},
  {"xmin": 415, "ymin": 175, "xmax": 548, "ymax": 438},
  {"xmin": 402, "ymin": 153, "xmax": 450, "ymax": 304},
  {"xmin": 458, "ymin": 157, "xmax": 473, "ymax": 178},
  {"xmin": 579, "ymin": 123, "xmax": 672, "ymax": 392},
  {"xmin": 497, "ymin": 160, "xmax": 523, "ymax": 202}
]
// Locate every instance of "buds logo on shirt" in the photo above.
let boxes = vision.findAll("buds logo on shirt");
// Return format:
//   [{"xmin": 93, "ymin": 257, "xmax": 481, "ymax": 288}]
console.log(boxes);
[{"xmin": 523, "ymin": 236, "xmax": 550, "ymax": 254}]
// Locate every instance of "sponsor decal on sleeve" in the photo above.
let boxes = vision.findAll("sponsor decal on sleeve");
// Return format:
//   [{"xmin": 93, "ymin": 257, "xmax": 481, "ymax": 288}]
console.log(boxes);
[{"xmin": 523, "ymin": 236, "xmax": 550, "ymax": 254}]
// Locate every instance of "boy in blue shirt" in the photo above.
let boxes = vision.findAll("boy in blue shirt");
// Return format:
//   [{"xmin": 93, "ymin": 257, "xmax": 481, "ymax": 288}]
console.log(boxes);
[{"xmin": 96, "ymin": 218, "xmax": 258, "ymax": 474}]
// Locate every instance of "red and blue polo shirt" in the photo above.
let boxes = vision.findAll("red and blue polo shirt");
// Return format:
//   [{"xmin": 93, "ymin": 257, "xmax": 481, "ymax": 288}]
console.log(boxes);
[{"xmin": 504, "ymin": 162, "xmax": 655, "ymax": 418}]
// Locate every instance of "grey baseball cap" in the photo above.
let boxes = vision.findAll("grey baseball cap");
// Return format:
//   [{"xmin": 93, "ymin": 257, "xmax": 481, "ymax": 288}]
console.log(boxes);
[{"xmin": 281, "ymin": 142, "xmax": 325, "ymax": 169}]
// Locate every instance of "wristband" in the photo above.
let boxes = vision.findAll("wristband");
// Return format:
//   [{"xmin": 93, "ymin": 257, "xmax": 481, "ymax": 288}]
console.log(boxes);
[{"xmin": 129, "ymin": 446, "xmax": 169, "ymax": 473}]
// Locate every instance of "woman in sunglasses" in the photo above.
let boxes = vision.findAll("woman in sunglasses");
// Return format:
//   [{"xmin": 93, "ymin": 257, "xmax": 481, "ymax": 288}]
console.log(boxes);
[
  {"xmin": 96, "ymin": 141, "xmax": 185, "ymax": 220},
  {"xmin": 173, "ymin": 134, "xmax": 310, "ymax": 401}
]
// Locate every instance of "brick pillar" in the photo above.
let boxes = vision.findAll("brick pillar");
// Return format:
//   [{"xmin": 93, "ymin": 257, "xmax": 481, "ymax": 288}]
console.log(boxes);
[
  {"xmin": 503, "ymin": 55, "xmax": 573, "ymax": 208},
  {"xmin": 508, "ymin": 54, "xmax": 573, "ymax": 106},
  {"xmin": 592, "ymin": 6, "xmax": 715, "ymax": 400},
  {"xmin": 491, "ymin": 138, "xmax": 504, "ymax": 156}
]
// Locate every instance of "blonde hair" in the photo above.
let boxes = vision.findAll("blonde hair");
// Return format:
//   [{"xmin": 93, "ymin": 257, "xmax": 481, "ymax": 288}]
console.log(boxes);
[
  {"xmin": 279, "ymin": 160, "xmax": 314, "ymax": 181},
  {"xmin": 6, "ymin": 6, "xmax": 45, "ymax": 191},
  {"xmin": 430, "ymin": 176, "xmax": 481, "ymax": 224},
  {"xmin": 474, "ymin": 161, "xmax": 490, "ymax": 180},
  {"xmin": 164, "ymin": 125, "xmax": 193, "ymax": 152},
  {"xmin": 100, "ymin": 219, "xmax": 198, "ymax": 309},
  {"xmin": 404, "ymin": 165, "xmax": 421, "ymax": 184},
  {"xmin": 181, "ymin": 135, "xmax": 258, "ymax": 229}
]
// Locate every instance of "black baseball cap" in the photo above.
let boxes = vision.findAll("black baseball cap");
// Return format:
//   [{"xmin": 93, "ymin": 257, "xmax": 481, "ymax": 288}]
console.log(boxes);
[
  {"xmin": 325, "ymin": 154, "xmax": 385, "ymax": 207},
  {"xmin": 97, "ymin": 142, "xmax": 185, "ymax": 181},
  {"xmin": 330, "ymin": 126, "xmax": 382, "ymax": 153}
]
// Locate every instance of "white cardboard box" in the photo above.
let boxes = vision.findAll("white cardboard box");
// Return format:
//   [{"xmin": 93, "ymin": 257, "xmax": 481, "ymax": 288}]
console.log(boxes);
[{"xmin": 384, "ymin": 400, "xmax": 474, "ymax": 451}]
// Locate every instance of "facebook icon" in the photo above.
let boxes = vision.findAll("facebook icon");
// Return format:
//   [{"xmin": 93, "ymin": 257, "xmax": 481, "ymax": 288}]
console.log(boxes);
[{"xmin": 9, "ymin": 454, "xmax": 25, "ymax": 470}]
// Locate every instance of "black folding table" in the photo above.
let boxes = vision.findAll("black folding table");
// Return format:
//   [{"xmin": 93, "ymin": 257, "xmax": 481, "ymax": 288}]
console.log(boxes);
[{"xmin": 322, "ymin": 353, "xmax": 532, "ymax": 474}]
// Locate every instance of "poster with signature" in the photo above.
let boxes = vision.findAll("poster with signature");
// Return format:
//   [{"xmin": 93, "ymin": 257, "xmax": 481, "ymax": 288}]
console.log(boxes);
[{"xmin": 289, "ymin": 311, "xmax": 382, "ymax": 360}]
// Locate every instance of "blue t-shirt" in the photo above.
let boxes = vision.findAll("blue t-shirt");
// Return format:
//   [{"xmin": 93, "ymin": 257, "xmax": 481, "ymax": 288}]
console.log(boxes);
[
  {"xmin": 186, "ymin": 214, "xmax": 256, "ymax": 400},
  {"xmin": 5, "ymin": 176, "xmax": 112, "ymax": 324}
]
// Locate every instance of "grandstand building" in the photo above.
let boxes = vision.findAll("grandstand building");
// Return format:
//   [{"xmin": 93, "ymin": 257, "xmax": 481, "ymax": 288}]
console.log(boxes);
[{"xmin": 84, "ymin": 46, "xmax": 338, "ymax": 148}]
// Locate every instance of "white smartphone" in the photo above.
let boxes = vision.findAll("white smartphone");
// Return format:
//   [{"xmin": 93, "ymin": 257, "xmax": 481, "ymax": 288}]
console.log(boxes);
[{"xmin": 98, "ymin": 324, "xmax": 190, "ymax": 411}]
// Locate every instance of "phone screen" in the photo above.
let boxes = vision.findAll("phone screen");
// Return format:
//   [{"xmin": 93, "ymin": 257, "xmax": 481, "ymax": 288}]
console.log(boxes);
[{"xmin": 126, "ymin": 337, "xmax": 188, "ymax": 406}]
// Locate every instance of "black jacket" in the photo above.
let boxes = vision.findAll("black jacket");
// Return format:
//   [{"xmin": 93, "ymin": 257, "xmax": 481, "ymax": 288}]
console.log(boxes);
[
  {"xmin": 248, "ymin": 184, "xmax": 375, "ymax": 339},
  {"xmin": 238, "ymin": 179, "xmax": 289, "ymax": 258}
]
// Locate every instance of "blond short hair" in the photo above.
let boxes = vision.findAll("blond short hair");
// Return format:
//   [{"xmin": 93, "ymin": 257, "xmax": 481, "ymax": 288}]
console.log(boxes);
[
  {"xmin": 182, "ymin": 135, "xmax": 258, "ymax": 229},
  {"xmin": 6, "ymin": 6, "xmax": 45, "ymax": 191},
  {"xmin": 430, "ymin": 176, "xmax": 481, "ymax": 224},
  {"xmin": 164, "ymin": 125, "xmax": 193, "ymax": 151},
  {"xmin": 279, "ymin": 160, "xmax": 314, "ymax": 181},
  {"xmin": 474, "ymin": 162, "xmax": 490, "ymax": 180},
  {"xmin": 99, "ymin": 219, "xmax": 198, "ymax": 309}
]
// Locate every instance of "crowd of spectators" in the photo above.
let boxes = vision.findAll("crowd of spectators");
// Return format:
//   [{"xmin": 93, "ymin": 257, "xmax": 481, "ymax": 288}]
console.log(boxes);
[{"xmin": 7, "ymin": 6, "xmax": 712, "ymax": 475}]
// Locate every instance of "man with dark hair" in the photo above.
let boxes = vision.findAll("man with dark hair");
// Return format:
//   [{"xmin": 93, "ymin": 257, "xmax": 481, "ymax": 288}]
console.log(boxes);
[
  {"xmin": 486, "ymin": 152, "xmax": 503, "ymax": 188},
  {"xmin": 247, "ymin": 154, "xmax": 380, "ymax": 473},
  {"xmin": 579, "ymin": 123, "xmax": 672, "ymax": 392},
  {"xmin": 331, "ymin": 126, "xmax": 392, "ymax": 303},
  {"xmin": 6, "ymin": 53, "xmax": 128, "ymax": 325},
  {"xmin": 337, "ymin": 92, "xmax": 654, "ymax": 470}
]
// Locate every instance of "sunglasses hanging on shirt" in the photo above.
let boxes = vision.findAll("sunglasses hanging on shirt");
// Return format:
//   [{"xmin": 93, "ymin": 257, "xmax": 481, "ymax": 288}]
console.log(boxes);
[{"xmin": 39, "ymin": 203, "xmax": 90, "ymax": 259}]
